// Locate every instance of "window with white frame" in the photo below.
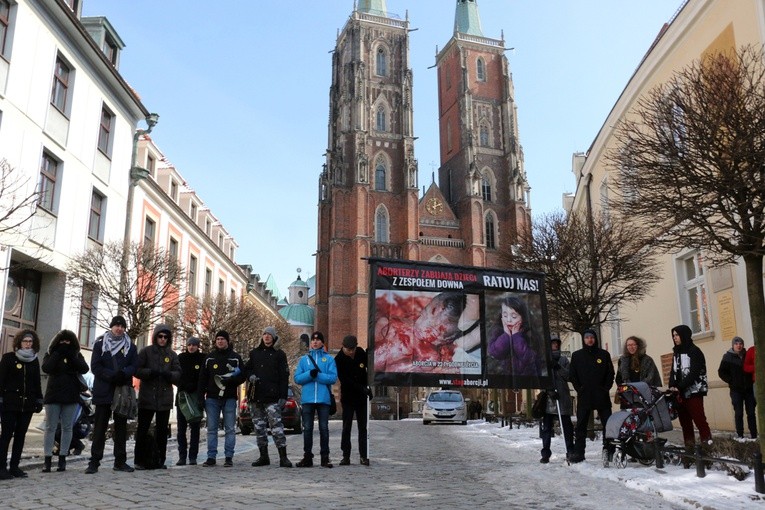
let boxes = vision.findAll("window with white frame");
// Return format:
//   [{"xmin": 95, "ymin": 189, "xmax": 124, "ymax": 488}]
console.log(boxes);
[
  {"xmin": 97, "ymin": 105, "xmax": 114, "ymax": 156},
  {"xmin": 38, "ymin": 151, "xmax": 59, "ymax": 213},
  {"xmin": 51, "ymin": 55, "xmax": 72, "ymax": 114},
  {"xmin": 205, "ymin": 268, "xmax": 212, "ymax": 297},
  {"xmin": 169, "ymin": 237, "xmax": 179, "ymax": 261},
  {"xmin": 78, "ymin": 283, "xmax": 97, "ymax": 347},
  {"xmin": 218, "ymin": 278, "xmax": 225, "ymax": 295},
  {"xmin": 0, "ymin": 0, "xmax": 12, "ymax": 59},
  {"xmin": 679, "ymin": 251, "xmax": 711, "ymax": 334},
  {"xmin": 190, "ymin": 202, "xmax": 197, "ymax": 222},
  {"xmin": 375, "ymin": 206, "xmax": 389, "ymax": 243},
  {"xmin": 87, "ymin": 190, "xmax": 105, "ymax": 242},
  {"xmin": 188, "ymin": 255, "xmax": 198, "ymax": 295},
  {"xmin": 144, "ymin": 216, "xmax": 156, "ymax": 246},
  {"xmin": 608, "ymin": 306, "xmax": 622, "ymax": 357}
]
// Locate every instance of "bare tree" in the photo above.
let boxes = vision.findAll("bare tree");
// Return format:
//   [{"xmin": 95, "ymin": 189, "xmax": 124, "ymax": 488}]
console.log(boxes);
[
  {"xmin": 500, "ymin": 210, "xmax": 661, "ymax": 338},
  {"xmin": 0, "ymin": 159, "xmax": 40, "ymax": 237},
  {"xmin": 607, "ymin": 44, "xmax": 765, "ymax": 454},
  {"xmin": 173, "ymin": 294, "xmax": 300, "ymax": 368},
  {"xmin": 66, "ymin": 241, "xmax": 185, "ymax": 341}
]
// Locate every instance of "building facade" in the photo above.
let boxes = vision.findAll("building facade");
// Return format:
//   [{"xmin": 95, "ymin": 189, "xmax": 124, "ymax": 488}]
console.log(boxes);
[
  {"xmin": 566, "ymin": 0, "xmax": 764, "ymax": 432},
  {"xmin": 315, "ymin": 0, "xmax": 530, "ymax": 352}
]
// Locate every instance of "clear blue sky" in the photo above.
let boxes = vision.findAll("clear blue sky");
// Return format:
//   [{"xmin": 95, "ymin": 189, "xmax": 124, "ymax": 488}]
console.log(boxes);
[{"xmin": 83, "ymin": 0, "xmax": 684, "ymax": 296}]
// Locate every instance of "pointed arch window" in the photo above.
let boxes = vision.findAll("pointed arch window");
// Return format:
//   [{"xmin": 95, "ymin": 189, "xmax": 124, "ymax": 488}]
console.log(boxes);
[
  {"xmin": 376, "ymin": 47, "xmax": 387, "ymax": 77},
  {"xmin": 485, "ymin": 212, "xmax": 496, "ymax": 249},
  {"xmin": 477, "ymin": 57, "xmax": 486, "ymax": 82},
  {"xmin": 479, "ymin": 124, "xmax": 489, "ymax": 147},
  {"xmin": 481, "ymin": 174, "xmax": 492, "ymax": 202},
  {"xmin": 375, "ymin": 206, "xmax": 389, "ymax": 243},
  {"xmin": 376, "ymin": 105, "xmax": 387, "ymax": 132},
  {"xmin": 375, "ymin": 159, "xmax": 387, "ymax": 191}
]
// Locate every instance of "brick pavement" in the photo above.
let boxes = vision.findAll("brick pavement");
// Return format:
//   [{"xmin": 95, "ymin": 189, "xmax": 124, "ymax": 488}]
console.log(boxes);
[{"xmin": 0, "ymin": 419, "xmax": 693, "ymax": 509}]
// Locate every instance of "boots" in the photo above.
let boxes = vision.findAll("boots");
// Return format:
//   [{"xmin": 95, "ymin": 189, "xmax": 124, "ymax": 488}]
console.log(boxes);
[
  {"xmin": 57, "ymin": 456, "xmax": 66, "ymax": 472},
  {"xmin": 320, "ymin": 456, "xmax": 333, "ymax": 468},
  {"xmin": 251, "ymin": 446, "xmax": 270, "ymax": 467},
  {"xmin": 278, "ymin": 446, "xmax": 292, "ymax": 468},
  {"xmin": 296, "ymin": 454, "xmax": 313, "ymax": 467},
  {"xmin": 42, "ymin": 456, "xmax": 52, "ymax": 473}
]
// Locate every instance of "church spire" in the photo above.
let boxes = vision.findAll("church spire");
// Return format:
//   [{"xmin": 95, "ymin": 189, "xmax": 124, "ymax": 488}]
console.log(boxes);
[
  {"xmin": 454, "ymin": 0, "xmax": 483, "ymax": 36},
  {"xmin": 357, "ymin": 0, "xmax": 387, "ymax": 16}
]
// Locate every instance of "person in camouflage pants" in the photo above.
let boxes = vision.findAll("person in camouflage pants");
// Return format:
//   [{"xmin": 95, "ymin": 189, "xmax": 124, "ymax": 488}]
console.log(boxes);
[{"xmin": 244, "ymin": 327, "xmax": 292, "ymax": 468}]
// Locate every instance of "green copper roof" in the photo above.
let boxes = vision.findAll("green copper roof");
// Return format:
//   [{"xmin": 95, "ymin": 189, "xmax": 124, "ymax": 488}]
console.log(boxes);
[
  {"xmin": 278, "ymin": 303, "xmax": 315, "ymax": 326},
  {"xmin": 357, "ymin": 0, "xmax": 387, "ymax": 17},
  {"xmin": 264, "ymin": 274, "xmax": 282, "ymax": 301},
  {"xmin": 454, "ymin": 0, "xmax": 483, "ymax": 36},
  {"xmin": 289, "ymin": 275, "xmax": 309, "ymax": 288}
]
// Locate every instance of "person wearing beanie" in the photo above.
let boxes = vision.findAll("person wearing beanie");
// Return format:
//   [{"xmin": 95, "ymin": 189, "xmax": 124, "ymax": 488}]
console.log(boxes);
[
  {"xmin": 335, "ymin": 334, "xmax": 373, "ymax": 466},
  {"xmin": 568, "ymin": 328, "xmax": 614, "ymax": 463},
  {"xmin": 295, "ymin": 331, "xmax": 337, "ymax": 468},
  {"xmin": 243, "ymin": 326, "xmax": 292, "ymax": 468},
  {"xmin": 175, "ymin": 337, "xmax": 205, "ymax": 465},
  {"xmin": 718, "ymin": 337, "xmax": 757, "ymax": 439},
  {"xmin": 669, "ymin": 324, "xmax": 712, "ymax": 466},
  {"xmin": 198, "ymin": 330, "xmax": 245, "ymax": 467},
  {"xmin": 86, "ymin": 316, "xmax": 138, "ymax": 474},
  {"xmin": 539, "ymin": 337, "xmax": 574, "ymax": 464},
  {"xmin": 41, "ymin": 329, "xmax": 89, "ymax": 473},
  {"xmin": 0, "ymin": 329, "xmax": 44, "ymax": 479},
  {"xmin": 134, "ymin": 324, "xmax": 181, "ymax": 469}
]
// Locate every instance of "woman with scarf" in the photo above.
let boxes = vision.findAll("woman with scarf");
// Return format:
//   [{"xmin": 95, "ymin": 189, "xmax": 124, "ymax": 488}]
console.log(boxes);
[
  {"xmin": 41, "ymin": 329, "xmax": 89, "ymax": 473},
  {"xmin": 0, "ymin": 329, "xmax": 44, "ymax": 479},
  {"xmin": 85, "ymin": 315, "xmax": 139, "ymax": 474}
]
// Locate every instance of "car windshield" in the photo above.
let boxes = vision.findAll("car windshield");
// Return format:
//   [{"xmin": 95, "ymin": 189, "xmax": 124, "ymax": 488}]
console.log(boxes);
[{"xmin": 428, "ymin": 392, "xmax": 462, "ymax": 403}]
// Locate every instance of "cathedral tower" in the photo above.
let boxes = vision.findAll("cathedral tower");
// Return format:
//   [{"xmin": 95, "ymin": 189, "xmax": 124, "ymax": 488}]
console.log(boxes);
[
  {"xmin": 436, "ymin": 0, "xmax": 530, "ymax": 269},
  {"xmin": 315, "ymin": 1, "xmax": 419, "ymax": 348}
]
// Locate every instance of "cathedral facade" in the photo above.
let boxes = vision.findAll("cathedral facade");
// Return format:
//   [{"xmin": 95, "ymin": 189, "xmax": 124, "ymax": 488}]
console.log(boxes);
[{"xmin": 316, "ymin": 0, "xmax": 530, "ymax": 350}]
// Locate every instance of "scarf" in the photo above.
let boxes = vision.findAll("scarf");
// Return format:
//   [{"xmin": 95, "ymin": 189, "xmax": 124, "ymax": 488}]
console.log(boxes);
[
  {"xmin": 102, "ymin": 330, "xmax": 131, "ymax": 357},
  {"xmin": 15, "ymin": 348, "xmax": 38, "ymax": 362}
]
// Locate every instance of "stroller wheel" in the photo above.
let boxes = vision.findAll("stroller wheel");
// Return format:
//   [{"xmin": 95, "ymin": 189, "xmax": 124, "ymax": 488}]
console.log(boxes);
[
  {"xmin": 602, "ymin": 447, "xmax": 613, "ymax": 468},
  {"xmin": 638, "ymin": 456, "xmax": 655, "ymax": 466},
  {"xmin": 615, "ymin": 450, "xmax": 628, "ymax": 469}
]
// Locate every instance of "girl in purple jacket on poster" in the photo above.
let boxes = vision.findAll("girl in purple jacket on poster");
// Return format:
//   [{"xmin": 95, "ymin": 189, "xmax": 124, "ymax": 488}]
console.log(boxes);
[{"xmin": 488, "ymin": 296, "xmax": 541, "ymax": 376}]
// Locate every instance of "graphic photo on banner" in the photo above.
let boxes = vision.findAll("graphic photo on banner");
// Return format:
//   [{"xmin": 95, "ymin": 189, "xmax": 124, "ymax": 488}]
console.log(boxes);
[{"xmin": 368, "ymin": 258, "xmax": 552, "ymax": 390}]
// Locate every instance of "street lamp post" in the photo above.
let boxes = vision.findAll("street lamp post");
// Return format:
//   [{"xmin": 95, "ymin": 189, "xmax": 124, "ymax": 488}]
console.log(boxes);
[{"xmin": 119, "ymin": 113, "xmax": 159, "ymax": 315}]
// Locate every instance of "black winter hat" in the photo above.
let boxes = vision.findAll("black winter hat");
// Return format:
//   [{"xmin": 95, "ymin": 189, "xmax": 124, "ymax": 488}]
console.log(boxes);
[
  {"xmin": 215, "ymin": 330, "xmax": 231, "ymax": 343},
  {"xmin": 110, "ymin": 315, "xmax": 127, "ymax": 328},
  {"xmin": 342, "ymin": 335, "xmax": 358, "ymax": 349}
]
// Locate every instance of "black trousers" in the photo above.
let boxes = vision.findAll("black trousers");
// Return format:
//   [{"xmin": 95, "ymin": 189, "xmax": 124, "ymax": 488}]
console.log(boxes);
[
  {"xmin": 134, "ymin": 408, "xmax": 170, "ymax": 466},
  {"xmin": 574, "ymin": 405, "xmax": 612, "ymax": 456},
  {"xmin": 176, "ymin": 404, "xmax": 201, "ymax": 461},
  {"xmin": 340, "ymin": 399, "xmax": 368, "ymax": 459},
  {"xmin": 89, "ymin": 404, "xmax": 128, "ymax": 466},
  {"xmin": 0, "ymin": 410, "xmax": 33, "ymax": 469}
]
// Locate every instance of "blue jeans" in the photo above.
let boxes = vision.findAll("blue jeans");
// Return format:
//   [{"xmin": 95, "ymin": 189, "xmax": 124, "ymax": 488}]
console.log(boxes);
[
  {"xmin": 302, "ymin": 403, "xmax": 330, "ymax": 458},
  {"xmin": 205, "ymin": 398, "xmax": 237, "ymax": 459}
]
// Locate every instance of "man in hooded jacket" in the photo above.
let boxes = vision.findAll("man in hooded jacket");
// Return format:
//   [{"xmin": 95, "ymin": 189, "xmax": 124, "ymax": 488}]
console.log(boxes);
[
  {"xmin": 244, "ymin": 326, "xmax": 292, "ymax": 468},
  {"xmin": 669, "ymin": 324, "xmax": 712, "ymax": 458},
  {"xmin": 718, "ymin": 337, "xmax": 757, "ymax": 439},
  {"xmin": 134, "ymin": 324, "xmax": 181, "ymax": 469},
  {"xmin": 568, "ymin": 328, "xmax": 614, "ymax": 463}
]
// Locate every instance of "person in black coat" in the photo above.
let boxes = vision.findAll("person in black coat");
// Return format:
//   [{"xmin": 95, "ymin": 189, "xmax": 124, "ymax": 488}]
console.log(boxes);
[
  {"xmin": 244, "ymin": 326, "xmax": 292, "ymax": 468},
  {"xmin": 335, "ymin": 335, "xmax": 372, "ymax": 466},
  {"xmin": 175, "ymin": 336, "xmax": 205, "ymax": 465},
  {"xmin": 718, "ymin": 336, "xmax": 756, "ymax": 439},
  {"xmin": 0, "ymin": 329, "xmax": 44, "ymax": 479},
  {"xmin": 85, "ymin": 315, "xmax": 139, "ymax": 474},
  {"xmin": 568, "ymin": 328, "xmax": 614, "ymax": 463},
  {"xmin": 41, "ymin": 329, "xmax": 89, "ymax": 473}
]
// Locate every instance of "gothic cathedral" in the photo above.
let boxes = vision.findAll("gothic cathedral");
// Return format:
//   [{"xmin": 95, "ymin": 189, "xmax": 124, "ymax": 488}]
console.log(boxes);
[{"xmin": 316, "ymin": 0, "xmax": 530, "ymax": 350}]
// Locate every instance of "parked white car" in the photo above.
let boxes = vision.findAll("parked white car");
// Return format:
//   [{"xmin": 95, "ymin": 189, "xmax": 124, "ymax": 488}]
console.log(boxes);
[{"xmin": 422, "ymin": 390, "xmax": 467, "ymax": 425}]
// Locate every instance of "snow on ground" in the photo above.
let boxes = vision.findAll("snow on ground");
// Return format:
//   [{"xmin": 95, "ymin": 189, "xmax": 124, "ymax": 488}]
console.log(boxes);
[{"xmin": 452, "ymin": 419, "xmax": 764, "ymax": 510}]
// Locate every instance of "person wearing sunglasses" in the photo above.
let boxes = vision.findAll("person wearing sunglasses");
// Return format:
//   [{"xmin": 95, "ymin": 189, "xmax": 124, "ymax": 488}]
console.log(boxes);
[{"xmin": 134, "ymin": 324, "xmax": 181, "ymax": 470}]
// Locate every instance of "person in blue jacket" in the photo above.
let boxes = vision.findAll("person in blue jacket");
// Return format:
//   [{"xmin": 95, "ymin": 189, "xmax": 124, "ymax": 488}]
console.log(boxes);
[{"xmin": 295, "ymin": 332, "xmax": 337, "ymax": 468}]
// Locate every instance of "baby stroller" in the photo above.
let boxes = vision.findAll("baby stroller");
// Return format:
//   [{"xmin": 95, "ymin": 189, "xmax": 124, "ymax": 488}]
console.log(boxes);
[
  {"xmin": 53, "ymin": 390, "xmax": 95, "ymax": 456},
  {"xmin": 603, "ymin": 381, "xmax": 676, "ymax": 468}
]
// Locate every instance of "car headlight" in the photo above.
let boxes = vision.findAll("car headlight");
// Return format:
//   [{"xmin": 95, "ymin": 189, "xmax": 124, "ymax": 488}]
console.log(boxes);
[{"xmin": 423, "ymin": 403, "xmax": 433, "ymax": 410}]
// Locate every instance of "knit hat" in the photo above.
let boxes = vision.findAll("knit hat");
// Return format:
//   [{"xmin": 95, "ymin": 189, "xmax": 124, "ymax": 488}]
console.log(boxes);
[
  {"xmin": 732, "ymin": 336, "xmax": 744, "ymax": 347},
  {"xmin": 342, "ymin": 335, "xmax": 358, "ymax": 349},
  {"xmin": 215, "ymin": 330, "xmax": 230, "ymax": 344},
  {"xmin": 582, "ymin": 329, "xmax": 597, "ymax": 341},
  {"xmin": 110, "ymin": 315, "xmax": 127, "ymax": 328},
  {"xmin": 262, "ymin": 326, "xmax": 278, "ymax": 342},
  {"xmin": 550, "ymin": 337, "xmax": 561, "ymax": 348},
  {"xmin": 311, "ymin": 331, "xmax": 325, "ymax": 343},
  {"xmin": 186, "ymin": 337, "xmax": 201, "ymax": 346}
]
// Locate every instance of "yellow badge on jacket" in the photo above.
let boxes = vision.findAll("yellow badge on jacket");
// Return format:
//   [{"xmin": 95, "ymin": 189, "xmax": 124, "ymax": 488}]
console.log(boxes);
[
  {"xmin": 213, "ymin": 364, "xmax": 218, "ymax": 369},
  {"xmin": 164, "ymin": 357, "xmax": 170, "ymax": 363},
  {"xmin": 597, "ymin": 359, "xmax": 602, "ymax": 364},
  {"xmin": 16, "ymin": 363, "xmax": 21, "ymax": 369}
]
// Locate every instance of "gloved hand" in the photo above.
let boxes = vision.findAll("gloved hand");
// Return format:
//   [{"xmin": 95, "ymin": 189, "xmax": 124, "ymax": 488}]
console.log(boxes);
[
  {"xmin": 112, "ymin": 371, "xmax": 126, "ymax": 384},
  {"xmin": 551, "ymin": 361, "xmax": 561, "ymax": 370},
  {"xmin": 277, "ymin": 398, "xmax": 286, "ymax": 409},
  {"xmin": 161, "ymin": 371, "xmax": 172, "ymax": 382},
  {"xmin": 33, "ymin": 401, "xmax": 44, "ymax": 413},
  {"xmin": 366, "ymin": 387, "xmax": 374, "ymax": 401},
  {"xmin": 249, "ymin": 375, "xmax": 259, "ymax": 384},
  {"xmin": 309, "ymin": 368, "xmax": 319, "ymax": 378}
]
